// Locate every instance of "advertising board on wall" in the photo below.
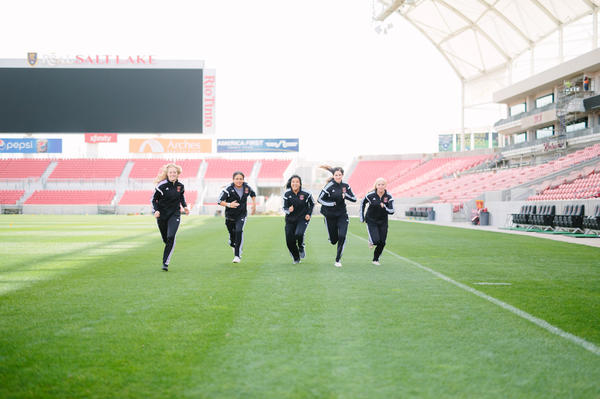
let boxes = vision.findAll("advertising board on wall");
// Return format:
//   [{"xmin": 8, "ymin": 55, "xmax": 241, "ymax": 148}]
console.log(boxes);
[
  {"xmin": 0, "ymin": 138, "xmax": 62, "ymax": 153},
  {"xmin": 217, "ymin": 138, "xmax": 299, "ymax": 153},
  {"xmin": 129, "ymin": 138, "xmax": 212, "ymax": 153}
]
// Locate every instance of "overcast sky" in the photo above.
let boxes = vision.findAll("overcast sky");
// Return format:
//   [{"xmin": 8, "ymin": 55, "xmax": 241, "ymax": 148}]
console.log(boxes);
[{"xmin": 1, "ymin": 0, "xmax": 462, "ymax": 160}]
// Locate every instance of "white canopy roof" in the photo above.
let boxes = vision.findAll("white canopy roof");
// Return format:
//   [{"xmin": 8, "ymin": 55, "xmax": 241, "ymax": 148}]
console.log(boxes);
[{"xmin": 376, "ymin": 0, "xmax": 599, "ymax": 83}]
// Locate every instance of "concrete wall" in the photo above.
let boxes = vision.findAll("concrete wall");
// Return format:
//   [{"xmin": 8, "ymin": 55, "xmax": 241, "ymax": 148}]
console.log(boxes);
[{"xmin": 22, "ymin": 205, "xmax": 100, "ymax": 215}]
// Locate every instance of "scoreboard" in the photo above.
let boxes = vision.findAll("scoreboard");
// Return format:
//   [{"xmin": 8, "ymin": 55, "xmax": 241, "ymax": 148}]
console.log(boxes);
[{"xmin": 0, "ymin": 62, "xmax": 206, "ymax": 133}]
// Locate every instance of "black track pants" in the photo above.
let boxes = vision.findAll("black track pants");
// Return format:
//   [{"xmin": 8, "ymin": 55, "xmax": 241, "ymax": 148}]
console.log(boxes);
[{"xmin": 157, "ymin": 213, "xmax": 180, "ymax": 266}]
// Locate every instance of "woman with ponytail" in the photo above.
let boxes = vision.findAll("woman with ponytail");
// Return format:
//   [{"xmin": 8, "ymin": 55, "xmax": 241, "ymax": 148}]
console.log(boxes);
[
  {"xmin": 152, "ymin": 163, "xmax": 189, "ymax": 271},
  {"xmin": 317, "ymin": 165, "xmax": 356, "ymax": 267},
  {"xmin": 282, "ymin": 174, "xmax": 314, "ymax": 264}
]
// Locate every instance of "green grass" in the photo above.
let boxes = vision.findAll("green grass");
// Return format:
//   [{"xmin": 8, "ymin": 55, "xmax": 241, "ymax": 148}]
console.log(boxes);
[{"xmin": 0, "ymin": 215, "xmax": 599, "ymax": 398}]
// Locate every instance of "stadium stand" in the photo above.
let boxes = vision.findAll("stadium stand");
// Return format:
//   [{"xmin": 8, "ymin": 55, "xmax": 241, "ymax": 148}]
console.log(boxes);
[
  {"xmin": 129, "ymin": 159, "xmax": 202, "ymax": 179},
  {"xmin": 257, "ymin": 160, "xmax": 291, "ymax": 179},
  {"xmin": 0, "ymin": 159, "xmax": 52, "ymax": 179},
  {"xmin": 49, "ymin": 159, "xmax": 128, "ymax": 179},
  {"xmin": 390, "ymin": 154, "xmax": 493, "ymax": 198},
  {"xmin": 528, "ymin": 164, "xmax": 600, "ymax": 201},
  {"xmin": 25, "ymin": 190, "xmax": 115, "ymax": 205},
  {"xmin": 394, "ymin": 144, "xmax": 600, "ymax": 207},
  {"xmin": 119, "ymin": 190, "xmax": 198, "ymax": 208},
  {"xmin": 0, "ymin": 190, "xmax": 25, "ymax": 204},
  {"xmin": 204, "ymin": 159, "xmax": 255, "ymax": 179},
  {"xmin": 349, "ymin": 159, "xmax": 421, "ymax": 198}
]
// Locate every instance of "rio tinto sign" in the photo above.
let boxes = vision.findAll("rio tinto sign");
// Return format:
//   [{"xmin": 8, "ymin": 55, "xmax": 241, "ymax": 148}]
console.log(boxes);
[{"xmin": 203, "ymin": 69, "xmax": 216, "ymax": 134}]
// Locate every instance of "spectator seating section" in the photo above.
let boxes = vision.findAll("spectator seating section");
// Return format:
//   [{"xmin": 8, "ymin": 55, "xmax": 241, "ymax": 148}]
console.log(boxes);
[
  {"xmin": 204, "ymin": 159, "xmax": 255, "ymax": 179},
  {"xmin": 409, "ymin": 144, "xmax": 600, "ymax": 207},
  {"xmin": 0, "ymin": 159, "xmax": 51, "ymax": 179},
  {"xmin": 512, "ymin": 205, "xmax": 536, "ymax": 225},
  {"xmin": 405, "ymin": 207, "xmax": 433, "ymax": 217},
  {"xmin": 349, "ymin": 160, "xmax": 422, "ymax": 198},
  {"xmin": 528, "ymin": 166, "xmax": 600, "ymax": 200},
  {"xmin": 529, "ymin": 205, "xmax": 555, "ymax": 227},
  {"xmin": 129, "ymin": 159, "xmax": 202, "ymax": 179},
  {"xmin": 391, "ymin": 155, "xmax": 493, "ymax": 197},
  {"xmin": 583, "ymin": 205, "xmax": 600, "ymax": 230},
  {"xmin": 0, "ymin": 190, "xmax": 25, "ymax": 204},
  {"xmin": 25, "ymin": 190, "xmax": 115, "ymax": 205},
  {"xmin": 49, "ymin": 159, "xmax": 128, "ymax": 179},
  {"xmin": 257, "ymin": 160, "xmax": 291, "ymax": 179},
  {"xmin": 119, "ymin": 190, "xmax": 198, "ymax": 208},
  {"xmin": 554, "ymin": 204, "xmax": 585, "ymax": 229}
]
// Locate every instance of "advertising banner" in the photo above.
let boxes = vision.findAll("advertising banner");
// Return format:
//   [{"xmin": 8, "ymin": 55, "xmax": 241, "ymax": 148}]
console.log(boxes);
[
  {"xmin": 438, "ymin": 134, "xmax": 453, "ymax": 152},
  {"xmin": 85, "ymin": 133, "xmax": 118, "ymax": 143},
  {"xmin": 217, "ymin": 138, "xmax": 299, "ymax": 153},
  {"xmin": 129, "ymin": 138, "xmax": 212, "ymax": 153},
  {"xmin": 474, "ymin": 133, "xmax": 489, "ymax": 149},
  {"xmin": 0, "ymin": 138, "xmax": 62, "ymax": 153},
  {"xmin": 455, "ymin": 134, "xmax": 472, "ymax": 151},
  {"xmin": 203, "ymin": 69, "xmax": 216, "ymax": 134}
]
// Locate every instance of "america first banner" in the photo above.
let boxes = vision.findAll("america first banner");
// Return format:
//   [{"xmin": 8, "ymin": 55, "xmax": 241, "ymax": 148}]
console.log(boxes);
[{"xmin": 217, "ymin": 138, "xmax": 299, "ymax": 153}]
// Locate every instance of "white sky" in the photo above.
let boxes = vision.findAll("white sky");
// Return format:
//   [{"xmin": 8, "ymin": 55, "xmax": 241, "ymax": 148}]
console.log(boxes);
[{"xmin": 0, "ymin": 0, "xmax": 462, "ymax": 161}]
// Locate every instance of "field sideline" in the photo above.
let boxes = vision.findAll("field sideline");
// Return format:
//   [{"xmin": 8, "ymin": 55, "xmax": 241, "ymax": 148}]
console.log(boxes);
[{"xmin": 0, "ymin": 215, "xmax": 599, "ymax": 398}]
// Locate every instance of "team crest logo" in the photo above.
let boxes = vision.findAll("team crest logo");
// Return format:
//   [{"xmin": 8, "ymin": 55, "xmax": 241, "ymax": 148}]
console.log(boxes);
[
  {"xmin": 383, "ymin": 197, "xmax": 388, "ymax": 203},
  {"xmin": 299, "ymin": 194, "xmax": 304, "ymax": 200},
  {"xmin": 342, "ymin": 187, "xmax": 347, "ymax": 193},
  {"xmin": 176, "ymin": 186, "xmax": 181, "ymax": 192},
  {"xmin": 27, "ymin": 52, "xmax": 38, "ymax": 66},
  {"xmin": 245, "ymin": 188, "xmax": 249, "ymax": 194}
]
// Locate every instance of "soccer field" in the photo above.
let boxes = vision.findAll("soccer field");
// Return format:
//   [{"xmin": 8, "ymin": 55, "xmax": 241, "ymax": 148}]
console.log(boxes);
[{"xmin": 0, "ymin": 215, "xmax": 599, "ymax": 398}]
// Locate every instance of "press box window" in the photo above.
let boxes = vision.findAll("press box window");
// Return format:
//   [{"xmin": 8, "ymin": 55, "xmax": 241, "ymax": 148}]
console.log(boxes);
[
  {"xmin": 514, "ymin": 132, "xmax": 527, "ymax": 144},
  {"xmin": 566, "ymin": 118, "xmax": 588, "ymax": 133},
  {"xmin": 535, "ymin": 93, "xmax": 554, "ymax": 108},
  {"xmin": 509, "ymin": 102, "xmax": 526, "ymax": 116},
  {"xmin": 536, "ymin": 125, "xmax": 554, "ymax": 139}
]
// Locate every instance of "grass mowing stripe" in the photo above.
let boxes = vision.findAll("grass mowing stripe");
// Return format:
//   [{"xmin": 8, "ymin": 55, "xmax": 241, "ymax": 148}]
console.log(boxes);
[
  {"xmin": 1, "ymin": 216, "xmax": 599, "ymax": 398},
  {"xmin": 350, "ymin": 231, "xmax": 600, "ymax": 356}
]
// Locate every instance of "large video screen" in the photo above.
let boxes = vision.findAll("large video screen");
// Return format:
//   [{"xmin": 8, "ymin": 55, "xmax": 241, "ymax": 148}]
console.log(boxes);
[{"xmin": 0, "ymin": 68, "xmax": 203, "ymax": 133}]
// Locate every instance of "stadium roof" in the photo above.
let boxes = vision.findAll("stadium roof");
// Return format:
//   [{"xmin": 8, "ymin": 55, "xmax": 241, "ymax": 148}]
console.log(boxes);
[{"xmin": 375, "ymin": 0, "xmax": 600, "ymax": 83}]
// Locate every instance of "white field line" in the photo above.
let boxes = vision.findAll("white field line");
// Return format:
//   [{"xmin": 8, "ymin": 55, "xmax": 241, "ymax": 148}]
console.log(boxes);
[{"xmin": 349, "ymin": 232, "xmax": 600, "ymax": 356}]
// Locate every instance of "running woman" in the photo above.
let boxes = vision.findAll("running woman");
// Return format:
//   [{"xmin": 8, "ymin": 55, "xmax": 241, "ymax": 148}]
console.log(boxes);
[
  {"xmin": 317, "ymin": 165, "xmax": 357, "ymax": 267},
  {"xmin": 359, "ymin": 177, "xmax": 395, "ymax": 265},
  {"xmin": 152, "ymin": 163, "xmax": 189, "ymax": 271},
  {"xmin": 218, "ymin": 171, "xmax": 256, "ymax": 263},
  {"xmin": 282, "ymin": 175, "xmax": 314, "ymax": 264}
]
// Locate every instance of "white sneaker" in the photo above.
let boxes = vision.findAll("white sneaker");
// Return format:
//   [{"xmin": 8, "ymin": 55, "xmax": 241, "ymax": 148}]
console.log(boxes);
[
  {"xmin": 293, "ymin": 260, "xmax": 300, "ymax": 264},
  {"xmin": 372, "ymin": 261, "xmax": 381, "ymax": 266},
  {"xmin": 334, "ymin": 262, "xmax": 342, "ymax": 267},
  {"xmin": 232, "ymin": 256, "xmax": 241, "ymax": 263}
]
